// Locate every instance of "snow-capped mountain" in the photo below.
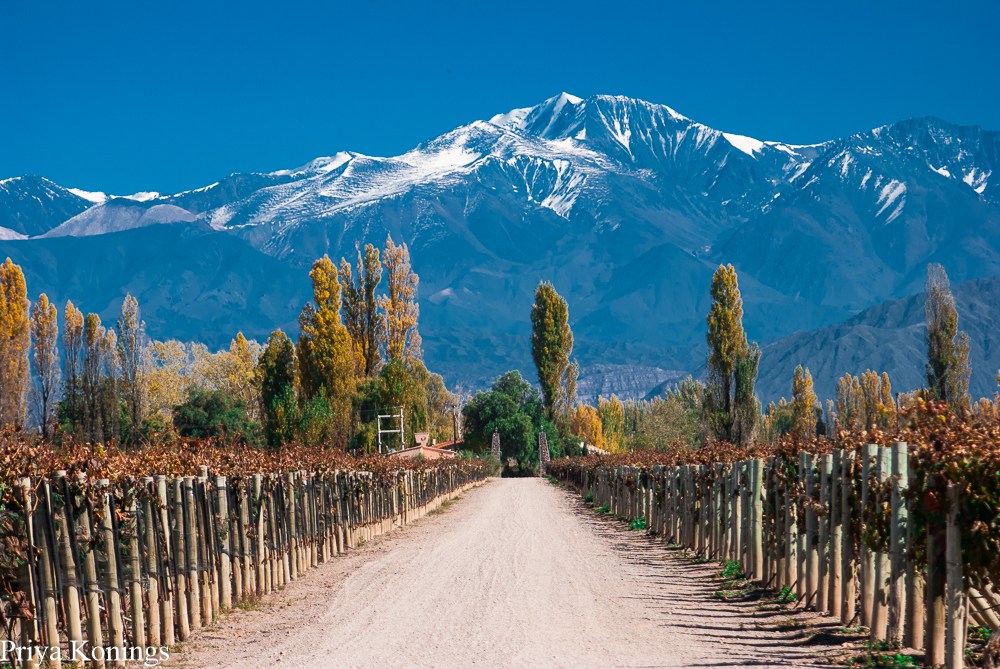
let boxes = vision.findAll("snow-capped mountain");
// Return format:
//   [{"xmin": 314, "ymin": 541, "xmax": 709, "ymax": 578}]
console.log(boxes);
[{"xmin": 1, "ymin": 93, "xmax": 999, "ymax": 400}]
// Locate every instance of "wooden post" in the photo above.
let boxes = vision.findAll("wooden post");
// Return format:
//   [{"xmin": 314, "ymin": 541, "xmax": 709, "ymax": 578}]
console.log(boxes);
[
  {"xmin": 797, "ymin": 453, "xmax": 808, "ymax": 602},
  {"xmin": 871, "ymin": 446, "xmax": 890, "ymax": 642},
  {"xmin": 156, "ymin": 476, "xmax": 176, "ymax": 646},
  {"xmin": 173, "ymin": 478, "xmax": 190, "ymax": 641},
  {"xmin": 818, "ymin": 454, "xmax": 831, "ymax": 613},
  {"xmin": 887, "ymin": 442, "xmax": 908, "ymax": 644},
  {"xmin": 216, "ymin": 476, "xmax": 232, "ymax": 610},
  {"xmin": 75, "ymin": 474, "xmax": 106, "ymax": 669},
  {"xmin": 751, "ymin": 459, "xmax": 764, "ymax": 582},
  {"xmin": 17, "ymin": 479, "xmax": 40, "ymax": 669},
  {"xmin": 860, "ymin": 443, "xmax": 878, "ymax": 628},
  {"xmin": 841, "ymin": 450, "xmax": 857, "ymax": 626},
  {"xmin": 142, "ymin": 479, "xmax": 161, "ymax": 647},
  {"xmin": 34, "ymin": 480, "xmax": 62, "ymax": 669},
  {"xmin": 183, "ymin": 476, "xmax": 202, "ymax": 630},
  {"xmin": 53, "ymin": 472, "xmax": 85, "ymax": 654},
  {"xmin": 905, "ymin": 462, "xmax": 925, "ymax": 650},
  {"xmin": 805, "ymin": 453, "xmax": 818, "ymax": 608},
  {"xmin": 126, "ymin": 496, "xmax": 146, "ymax": 650},
  {"xmin": 828, "ymin": 450, "xmax": 843, "ymax": 620},
  {"xmin": 944, "ymin": 483, "xmax": 966, "ymax": 669},
  {"xmin": 99, "ymin": 480, "xmax": 125, "ymax": 666},
  {"xmin": 784, "ymin": 457, "xmax": 797, "ymax": 593}
]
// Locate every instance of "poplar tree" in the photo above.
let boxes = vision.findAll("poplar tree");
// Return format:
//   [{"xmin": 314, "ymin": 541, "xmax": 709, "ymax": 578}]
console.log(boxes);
[
  {"xmin": 30, "ymin": 293, "xmax": 60, "ymax": 439},
  {"xmin": 791, "ymin": 365, "xmax": 817, "ymax": 439},
  {"xmin": 925, "ymin": 263, "xmax": 971, "ymax": 409},
  {"xmin": 62, "ymin": 301, "xmax": 85, "ymax": 435},
  {"xmin": 339, "ymin": 243, "xmax": 384, "ymax": 376},
  {"xmin": 380, "ymin": 235, "xmax": 421, "ymax": 361},
  {"xmin": 597, "ymin": 395, "xmax": 625, "ymax": 452},
  {"xmin": 297, "ymin": 255, "xmax": 355, "ymax": 443},
  {"xmin": 117, "ymin": 294, "xmax": 147, "ymax": 442},
  {"xmin": 0, "ymin": 258, "xmax": 30, "ymax": 428},
  {"xmin": 259, "ymin": 329, "xmax": 297, "ymax": 447},
  {"xmin": 705, "ymin": 264, "xmax": 760, "ymax": 444},
  {"xmin": 530, "ymin": 281, "xmax": 574, "ymax": 419}
]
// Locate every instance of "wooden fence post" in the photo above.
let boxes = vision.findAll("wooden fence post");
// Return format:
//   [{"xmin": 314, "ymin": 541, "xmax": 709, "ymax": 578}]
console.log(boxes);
[
  {"xmin": 34, "ymin": 480, "xmax": 62, "ymax": 669},
  {"xmin": 818, "ymin": 454, "xmax": 831, "ymax": 613},
  {"xmin": 99, "ymin": 479, "xmax": 125, "ymax": 666},
  {"xmin": 871, "ymin": 446, "xmax": 891, "ymax": 642},
  {"xmin": 156, "ymin": 476, "xmax": 177, "ymax": 646},
  {"xmin": 841, "ymin": 450, "xmax": 857, "ymax": 626},
  {"xmin": 828, "ymin": 450, "xmax": 843, "ymax": 620},
  {"xmin": 944, "ymin": 483, "xmax": 966, "ymax": 669},
  {"xmin": 905, "ymin": 461, "xmax": 925, "ymax": 650},
  {"xmin": 751, "ymin": 459, "xmax": 764, "ymax": 582},
  {"xmin": 860, "ymin": 443, "xmax": 878, "ymax": 628},
  {"xmin": 887, "ymin": 442, "xmax": 908, "ymax": 644},
  {"xmin": 797, "ymin": 453, "xmax": 808, "ymax": 602},
  {"xmin": 805, "ymin": 453, "xmax": 819, "ymax": 608},
  {"xmin": 216, "ymin": 476, "xmax": 232, "ymax": 610}
]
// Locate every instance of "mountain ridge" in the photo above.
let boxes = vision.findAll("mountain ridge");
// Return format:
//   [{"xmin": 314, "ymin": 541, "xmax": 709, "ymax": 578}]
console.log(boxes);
[{"xmin": 1, "ymin": 93, "xmax": 998, "ymax": 401}]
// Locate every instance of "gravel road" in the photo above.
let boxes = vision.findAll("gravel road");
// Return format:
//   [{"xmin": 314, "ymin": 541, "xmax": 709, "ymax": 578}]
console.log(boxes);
[{"xmin": 168, "ymin": 478, "xmax": 838, "ymax": 669}]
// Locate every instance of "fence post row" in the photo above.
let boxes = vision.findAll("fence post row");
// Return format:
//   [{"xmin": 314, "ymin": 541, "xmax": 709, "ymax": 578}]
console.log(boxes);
[
  {"xmin": 552, "ymin": 442, "xmax": 975, "ymax": 669},
  {"xmin": 1, "ymin": 464, "xmax": 487, "ymax": 668}
]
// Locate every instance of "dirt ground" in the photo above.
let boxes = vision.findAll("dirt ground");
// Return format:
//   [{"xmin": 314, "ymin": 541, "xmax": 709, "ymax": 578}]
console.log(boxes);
[{"xmin": 166, "ymin": 478, "xmax": 849, "ymax": 669}]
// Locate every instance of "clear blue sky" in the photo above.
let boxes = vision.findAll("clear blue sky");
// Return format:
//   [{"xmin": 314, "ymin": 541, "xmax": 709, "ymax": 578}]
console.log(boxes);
[{"xmin": 2, "ymin": 0, "xmax": 997, "ymax": 194}]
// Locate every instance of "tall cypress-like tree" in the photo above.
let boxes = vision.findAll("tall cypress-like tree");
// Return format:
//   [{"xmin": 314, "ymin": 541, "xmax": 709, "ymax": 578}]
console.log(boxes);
[
  {"xmin": 925, "ymin": 263, "xmax": 971, "ymax": 409},
  {"xmin": 339, "ymin": 243, "xmax": 384, "ymax": 377},
  {"xmin": 380, "ymin": 235, "xmax": 421, "ymax": 361},
  {"xmin": 297, "ymin": 255, "xmax": 355, "ymax": 443},
  {"xmin": 30, "ymin": 293, "xmax": 60, "ymax": 439},
  {"xmin": 705, "ymin": 264, "xmax": 760, "ymax": 444},
  {"xmin": 117, "ymin": 294, "xmax": 147, "ymax": 442},
  {"xmin": 259, "ymin": 329, "xmax": 297, "ymax": 447},
  {"xmin": 62, "ymin": 300, "xmax": 85, "ymax": 436},
  {"xmin": 0, "ymin": 258, "xmax": 30, "ymax": 428},
  {"xmin": 531, "ymin": 281, "xmax": 574, "ymax": 419}
]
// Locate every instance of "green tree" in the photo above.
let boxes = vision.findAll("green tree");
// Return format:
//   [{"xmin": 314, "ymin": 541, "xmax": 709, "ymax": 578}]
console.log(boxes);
[
  {"xmin": 705, "ymin": 264, "xmax": 760, "ymax": 444},
  {"xmin": 791, "ymin": 365, "xmax": 817, "ymax": 439},
  {"xmin": 531, "ymin": 281, "xmax": 574, "ymax": 419},
  {"xmin": 462, "ymin": 370, "xmax": 561, "ymax": 471},
  {"xmin": 297, "ymin": 255, "xmax": 355, "ymax": 444},
  {"xmin": 172, "ymin": 388, "xmax": 258, "ymax": 443},
  {"xmin": 259, "ymin": 329, "xmax": 297, "ymax": 447}
]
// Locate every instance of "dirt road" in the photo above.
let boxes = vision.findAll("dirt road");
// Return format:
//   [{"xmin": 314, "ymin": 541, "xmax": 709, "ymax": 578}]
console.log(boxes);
[{"xmin": 169, "ymin": 478, "xmax": 836, "ymax": 668}]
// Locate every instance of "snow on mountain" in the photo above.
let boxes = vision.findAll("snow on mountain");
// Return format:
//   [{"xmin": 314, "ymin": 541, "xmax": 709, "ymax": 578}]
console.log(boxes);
[{"xmin": 42, "ymin": 200, "xmax": 198, "ymax": 238}]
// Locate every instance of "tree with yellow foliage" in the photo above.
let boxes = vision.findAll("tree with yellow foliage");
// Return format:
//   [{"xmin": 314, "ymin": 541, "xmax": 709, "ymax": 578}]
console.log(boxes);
[
  {"xmin": 380, "ymin": 235, "xmax": 421, "ymax": 361},
  {"xmin": 117, "ymin": 294, "xmax": 147, "ymax": 442},
  {"xmin": 297, "ymin": 255, "xmax": 355, "ymax": 444},
  {"xmin": 340, "ymin": 244, "xmax": 384, "ymax": 377},
  {"xmin": 571, "ymin": 403, "xmax": 605, "ymax": 451},
  {"xmin": 791, "ymin": 365, "xmax": 817, "ymax": 439},
  {"xmin": 0, "ymin": 258, "xmax": 30, "ymax": 428},
  {"xmin": 30, "ymin": 293, "xmax": 59, "ymax": 439},
  {"xmin": 598, "ymin": 395, "xmax": 625, "ymax": 452},
  {"xmin": 62, "ymin": 301, "xmax": 85, "ymax": 436},
  {"xmin": 835, "ymin": 370, "xmax": 897, "ymax": 431}
]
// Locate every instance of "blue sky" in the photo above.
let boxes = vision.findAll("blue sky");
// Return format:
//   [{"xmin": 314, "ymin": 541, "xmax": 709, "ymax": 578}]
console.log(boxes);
[{"xmin": 2, "ymin": 0, "xmax": 997, "ymax": 194}]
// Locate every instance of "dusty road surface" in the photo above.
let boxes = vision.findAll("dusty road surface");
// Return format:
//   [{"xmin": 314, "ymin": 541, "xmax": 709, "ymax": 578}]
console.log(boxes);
[{"xmin": 169, "ymin": 478, "xmax": 837, "ymax": 669}]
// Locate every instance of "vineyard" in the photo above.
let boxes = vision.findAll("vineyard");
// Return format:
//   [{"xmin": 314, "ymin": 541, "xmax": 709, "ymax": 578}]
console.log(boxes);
[
  {"xmin": 549, "ymin": 399, "xmax": 1000, "ymax": 669},
  {"xmin": 0, "ymin": 436, "xmax": 493, "ymax": 667}
]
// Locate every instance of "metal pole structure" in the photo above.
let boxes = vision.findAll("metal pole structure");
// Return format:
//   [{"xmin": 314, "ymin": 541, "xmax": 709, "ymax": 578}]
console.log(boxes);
[{"xmin": 377, "ymin": 407, "xmax": 405, "ymax": 453}]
